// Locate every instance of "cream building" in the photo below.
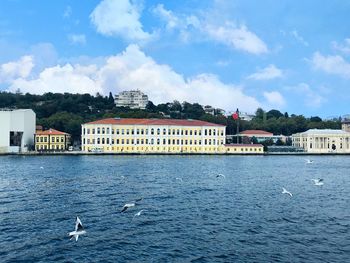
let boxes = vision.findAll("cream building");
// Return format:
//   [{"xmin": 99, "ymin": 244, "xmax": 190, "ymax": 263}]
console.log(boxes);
[
  {"xmin": 292, "ymin": 129, "xmax": 350, "ymax": 153},
  {"xmin": 35, "ymin": 128, "xmax": 71, "ymax": 151},
  {"xmin": 114, "ymin": 90, "xmax": 148, "ymax": 109},
  {"xmin": 0, "ymin": 109, "xmax": 36, "ymax": 153},
  {"xmin": 81, "ymin": 118, "xmax": 226, "ymax": 154}
]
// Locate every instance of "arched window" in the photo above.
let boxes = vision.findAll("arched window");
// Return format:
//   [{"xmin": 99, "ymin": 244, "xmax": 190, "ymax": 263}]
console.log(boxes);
[
  {"xmin": 102, "ymin": 128, "xmax": 105, "ymax": 134},
  {"xmin": 97, "ymin": 138, "xmax": 100, "ymax": 144},
  {"xmin": 151, "ymin": 128, "xmax": 154, "ymax": 135},
  {"xmin": 102, "ymin": 138, "xmax": 105, "ymax": 144},
  {"xmin": 157, "ymin": 128, "xmax": 160, "ymax": 135},
  {"xmin": 151, "ymin": 138, "xmax": 154, "ymax": 144},
  {"xmin": 97, "ymin": 128, "xmax": 100, "ymax": 134}
]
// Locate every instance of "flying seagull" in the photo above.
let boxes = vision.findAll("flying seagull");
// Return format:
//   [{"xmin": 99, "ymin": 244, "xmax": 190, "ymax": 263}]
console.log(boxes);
[
  {"xmin": 68, "ymin": 216, "xmax": 86, "ymax": 241},
  {"xmin": 305, "ymin": 159, "xmax": 314, "ymax": 164},
  {"xmin": 216, "ymin": 174, "xmax": 226, "ymax": 178},
  {"xmin": 176, "ymin": 177, "xmax": 183, "ymax": 182},
  {"xmin": 282, "ymin": 187, "xmax": 293, "ymax": 197},
  {"xmin": 132, "ymin": 210, "xmax": 146, "ymax": 220},
  {"xmin": 312, "ymin": 178, "xmax": 324, "ymax": 186},
  {"xmin": 120, "ymin": 198, "xmax": 142, "ymax": 213},
  {"xmin": 40, "ymin": 166, "xmax": 44, "ymax": 169}
]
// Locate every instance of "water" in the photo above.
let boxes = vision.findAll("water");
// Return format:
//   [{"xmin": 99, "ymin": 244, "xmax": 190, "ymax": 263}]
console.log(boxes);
[{"xmin": 0, "ymin": 155, "xmax": 349, "ymax": 262}]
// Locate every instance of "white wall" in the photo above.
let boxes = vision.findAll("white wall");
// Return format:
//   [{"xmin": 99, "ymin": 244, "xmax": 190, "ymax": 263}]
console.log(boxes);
[{"xmin": 0, "ymin": 109, "xmax": 36, "ymax": 153}]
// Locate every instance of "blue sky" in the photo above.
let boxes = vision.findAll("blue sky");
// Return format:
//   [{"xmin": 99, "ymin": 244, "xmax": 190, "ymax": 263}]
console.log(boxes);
[{"xmin": 1, "ymin": 0, "xmax": 350, "ymax": 117}]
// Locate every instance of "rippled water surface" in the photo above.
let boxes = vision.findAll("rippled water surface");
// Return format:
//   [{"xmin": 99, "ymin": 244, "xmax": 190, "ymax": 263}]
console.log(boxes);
[{"xmin": 0, "ymin": 155, "xmax": 349, "ymax": 262}]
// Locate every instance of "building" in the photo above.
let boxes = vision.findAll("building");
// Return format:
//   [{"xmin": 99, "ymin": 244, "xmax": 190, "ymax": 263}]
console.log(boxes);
[
  {"xmin": 204, "ymin": 105, "xmax": 225, "ymax": 116},
  {"xmin": 114, "ymin": 90, "xmax": 148, "ymax": 109},
  {"xmin": 35, "ymin": 128, "xmax": 71, "ymax": 151},
  {"xmin": 224, "ymin": 144, "xmax": 264, "ymax": 154},
  {"xmin": 292, "ymin": 129, "xmax": 350, "ymax": 153},
  {"xmin": 0, "ymin": 109, "xmax": 36, "ymax": 153},
  {"xmin": 81, "ymin": 118, "xmax": 226, "ymax": 154},
  {"xmin": 239, "ymin": 130, "xmax": 287, "ymax": 143},
  {"xmin": 342, "ymin": 118, "xmax": 350, "ymax": 133}
]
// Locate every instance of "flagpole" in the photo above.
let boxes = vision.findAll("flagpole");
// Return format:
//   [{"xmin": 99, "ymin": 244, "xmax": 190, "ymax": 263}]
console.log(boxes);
[{"xmin": 236, "ymin": 116, "xmax": 239, "ymax": 144}]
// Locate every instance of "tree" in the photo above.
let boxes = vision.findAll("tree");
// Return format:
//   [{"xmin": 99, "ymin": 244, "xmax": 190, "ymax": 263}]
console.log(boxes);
[{"xmin": 267, "ymin": 109, "xmax": 283, "ymax": 119}]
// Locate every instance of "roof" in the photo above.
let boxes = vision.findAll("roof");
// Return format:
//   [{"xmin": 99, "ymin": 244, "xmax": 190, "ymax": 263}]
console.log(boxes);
[
  {"xmin": 297, "ymin": 129, "xmax": 350, "ymax": 135},
  {"xmin": 240, "ymin": 130, "xmax": 273, "ymax": 136},
  {"xmin": 224, "ymin": 144, "xmax": 263, "ymax": 147},
  {"xmin": 36, "ymin": 128, "xmax": 69, "ymax": 135},
  {"xmin": 84, "ymin": 118, "xmax": 225, "ymax": 127}
]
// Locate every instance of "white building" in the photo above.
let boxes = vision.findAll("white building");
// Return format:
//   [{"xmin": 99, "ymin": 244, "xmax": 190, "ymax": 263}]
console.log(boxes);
[
  {"xmin": 114, "ymin": 90, "xmax": 149, "ymax": 109},
  {"xmin": 0, "ymin": 109, "xmax": 36, "ymax": 153},
  {"xmin": 292, "ymin": 129, "xmax": 350, "ymax": 153}
]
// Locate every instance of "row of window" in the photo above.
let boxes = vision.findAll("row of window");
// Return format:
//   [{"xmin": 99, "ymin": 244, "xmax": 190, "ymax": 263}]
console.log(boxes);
[
  {"xmin": 85, "ymin": 146, "xmax": 222, "ymax": 152},
  {"xmin": 83, "ymin": 138, "xmax": 224, "ymax": 146},
  {"xmin": 83, "ymin": 127, "xmax": 224, "ymax": 136},
  {"xmin": 36, "ymin": 145, "xmax": 64, "ymax": 150},
  {"xmin": 227, "ymin": 147, "xmax": 262, "ymax": 152},
  {"xmin": 36, "ymin": 136, "xmax": 65, "ymax": 143}
]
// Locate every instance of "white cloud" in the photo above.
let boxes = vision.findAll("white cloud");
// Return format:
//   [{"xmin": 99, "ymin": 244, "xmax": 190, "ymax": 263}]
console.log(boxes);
[
  {"xmin": 68, "ymin": 34, "xmax": 86, "ymax": 45},
  {"xmin": 63, "ymin": 6, "xmax": 72, "ymax": 18},
  {"xmin": 153, "ymin": 4, "xmax": 267, "ymax": 54},
  {"xmin": 284, "ymin": 83, "xmax": 326, "ymax": 108},
  {"xmin": 90, "ymin": 0, "xmax": 153, "ymax": 42},
  {"xmin": 263, "ymin": 91, "xmax": 286, "ymax": 108},
  {"xmin": 247, "ymin": 64, "xmax": 283, "ymax": 80},
  {"xmin": 6, "ymin": 44, "xmax": 261, "ymax": 112},
  {"xmin": 291, "ymin": 30, "xmax": 309, "ymax": 46},
  {"xmin": 332, "ymin": 38, "xmax": 350, "ymax": 54},
  {"xmin": 311, "ymin": 52, "xmax": 350, "ymax": 78},
  {"xmin": 0, "ymin": 56, "xmax": 34, "ymax": 83},
  {"xmin": 204, "ymin": 22, "xmax": 268, "ymax": 55}
]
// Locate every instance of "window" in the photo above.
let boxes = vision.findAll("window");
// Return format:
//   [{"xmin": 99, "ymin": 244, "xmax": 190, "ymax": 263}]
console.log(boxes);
[
  {"xmin": 190, "ymin": 130, "xmax": 192, "ymax": 135},
  {"xmin": 163, "ymin": 128, "xmax": 166, "ymax": 135},
  {"xmin": 157, "ymin": 138, "xmax": 160, "ymax": 145},
  {"xmin": 97, "ymin": 138, "xmax": 100, "ymax": 144},
  {"xmin": 102, "ymin": 138, "xmax": 105, "ymax": 144},
  {"xmin": 177, "ymin": 129, "xmax": 180, "ymax": 135},
  {"xmin": 126, "ymin": 139, "xmax": 129, "ymax": 144},
  {"xmin": 92, "ymin": 128, "xmax": 95, "ymax": 134},
  {"xmin": 36, "ymin": 137, "xmax": 39, "ymax": 143},
  {"xmin": 116, "ymin": 129, "xmax": 119, "ymax": 135},
  {"xmin": 213, "ymin": 130, "xmax": 216, "ymax": 136},
  {"xmin": 157, "ymin": 128, "xmax": 160, "ymax": 135},
  {"xmin": 194, "ymin": 130, "xmax": 197, "ymax": 136},
  {"xmin": 56, "ymin": 137, "xmax": 59, "ymax": 143},
  {"xmin": 97, "ymin": 128, "xmax": 100, "ymax": 134},
  {"xmin": 151, "ymin": 128, "xmax": 154, "ymax": 135},
  {"xmin": 40, "ymin": 137, "xmax": 43, "ymax": 142},
  {"xmin": 205, "ymin": 129, "xmax": 207, "ymax": 136},
  {"xmin": 209, "ymin": 130, "xmax": 212, "ymax": 136},
  {"xmin": 44, "ymin": 137, "xmax": 47, "ymax": 142},
  {"xmin": 107, "ymin": 138, "xmax": 110, "ymax": 144},
  {"xmin": 126, "ymin": 129, "xmax": 129, "ymax": 135},
  {"xmin": 112, "ymin": 129, "xmax": 114, "ymax": 134},
  {"xmin": 141, "ymin": 129, "xmax": 144, "ymax": 135},
  {"xmin": 61, "ymin": 137, "xmax": 64, "ymax": 143},
  {"xmin": 185, "ymin": 130, "xmax": 188, "ymax": 135},
  {"xmin": 173, "ymin": 130, "xmax": 175, "ymax": 135},
  {"xmin": 151, "ymin": 138, "xmax": 154, "ymax": 144},
  {"xmin": 163, "ymin": 139, "xmax": 166, "ymax": 144},
  {"xmin": 116, "ymin": 139, "xmax": 119, "ymax": 144},
  {"xmin": 107, "ymin": 128, "xmax": 110, "ymax": 134},
  {"xmin": 137, "ymin": 129, "xmax": 140, "ymax": 135},
  {"xmin": 87, "ymin": 129, "xmax": 90, "ymax": 134},
  {"xmin": 131, "ymin": 129, "xmax": 134, "ymax": 135},
  {"xmin": 52, "ymin": 137, "xmax": 54, "ymax": 142},
  {"xmin": 121, "ymin": 129, "xmax": 125, "ymax": 135}
]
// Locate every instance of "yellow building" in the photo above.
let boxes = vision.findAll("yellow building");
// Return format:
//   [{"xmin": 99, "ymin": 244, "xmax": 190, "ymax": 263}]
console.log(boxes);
[
  {"xmin": 81, "ymin": 118, "xmax": 264, "ymax": 154},
  {"xmin": 224, "ymin": 144, "xmax": 264, "ymax": 154},
  {"xmin": 35, "ymin": 128, "xmax": 71, "ymax": 151}
]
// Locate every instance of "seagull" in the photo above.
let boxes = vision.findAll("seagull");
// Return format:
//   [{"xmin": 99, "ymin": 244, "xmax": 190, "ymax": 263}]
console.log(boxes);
[
  {"xmin": 312, "ymin": 178, "xmax": 324, "ymax": 186},
  {"xmin": 305, "ymin": 159, "xmax": 314, "ymax": 164},
  {"xmin": 120, "ymin": 197, "xmax": 142, "ymax": 213},
  {"xmin": 282, "ymin": 187, "xmax": 293, "ymax": 197},
  {"xmin": 176, "ymin": 177, "xmax": 183, "ymax": 182},
  {"xmin": 132, "ymin": 210, "xmax": 146, "ymax": 220},
  {"xmin": 68, "ymin": 216, "xmax": 86, "ymax": 241},
  {"xmin": 40, "ymin": 166, "xmax": 44, "ymax": 169},
  {"xmin": 216, "ymin": 174, "xmax": 226, "ymax": 178}
]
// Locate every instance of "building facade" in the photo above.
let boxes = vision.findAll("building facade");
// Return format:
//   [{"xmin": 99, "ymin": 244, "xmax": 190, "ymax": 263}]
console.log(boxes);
[
  {"xmin": 0, "ymin": 109, "xmax": 36, "ymax": 153},
  {"xmin": 292, "ymin": 129, "xmax": 350, "ymax": 153},
  {"xmin": 239, "ymin": 130, "xmax": 287, "ymax": 143},
  {"xmin": 81, "ymin": 118, "xmax": 227, "ymax": 154},
  {"xmin": 35, "ymin": 129, "xmax": 71, "ymax": 151},
  {"xmin": 114, "ymin": 90, "xmax": 149, "ymax": 109}
]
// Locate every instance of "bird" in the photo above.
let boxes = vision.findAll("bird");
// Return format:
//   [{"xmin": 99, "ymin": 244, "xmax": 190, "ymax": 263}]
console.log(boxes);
[
  {"xmin": 120, "ymin": 198, "xmax": 142, "ymax": 213},
  {"xmin": 305, "ymin": 159, "xmax": 314, "ymax": 164},
  {"xmin": 282, "ymin": 187, "xmax": 293, "ymax": 197},
  {"xmin": 68, "ymin": 216, "xmax": 86, "ymax": 241},
  {"xmin": 312, "ymin": 178, "xmax": 324, "ymax": 186},
  {"xmin": 132, "ymin": 210, "xmax": 145, "ymax": 220},
  {"xmin": 176, "ymin": 177, "xmax": 183, "ymax": 182},
  {"xmin": 216, "ymin": 174, "xmax": 226, "ymax": 178},
  {"xmin": 40, "ymin": 166, "xmax": 44, "ymax": 169}
]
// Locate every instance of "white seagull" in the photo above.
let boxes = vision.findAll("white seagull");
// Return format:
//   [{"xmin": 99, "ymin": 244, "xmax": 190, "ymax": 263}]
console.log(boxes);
[
  {"xmin": 121, "ymin": 202, "xmax": 135, "ymax": 213},
  {"xmin": 282, "ymin": 187, "xmax": 293, "ymax": 197},
  {"xmin": 132, "ymin": 210, "xmax": 146, "ymax": 220},
  {"xmin": 40, "ymin": 166, "xmax": 44, "ymax": 169},
  {"xmin": 68, "ymin": 216, "xmax": 86, "ymax": 241},
  {"xmin": 176, "ymin": 177, "xmax": 183, "ymax": 182},
  {"xmin": 312, "ymin": 178, "xmax": 324, "ymax": 186},
  {"xmin": 305, "ymin": 159, "xmax": 314, "ymax": 164},
  {"xmin": 216, "ymin": 174, "xmax": 226, "ymax": 178}
]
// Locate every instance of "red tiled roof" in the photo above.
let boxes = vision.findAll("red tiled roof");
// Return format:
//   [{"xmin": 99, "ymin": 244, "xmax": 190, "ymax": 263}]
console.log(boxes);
[
  {"xmin": 224, "ymin": 144, "xmax": 263, "ymax": 147},
  {"xmin": 36, "ymin": 129, "xmax": 68, "ymax": 135},
  {"xmin": 240, "ymin": 130, "xmax": 273, "ymax": 135},
  {"xmin": 84, "ymin": 118, "xmax": 225, "ymax": 127}
]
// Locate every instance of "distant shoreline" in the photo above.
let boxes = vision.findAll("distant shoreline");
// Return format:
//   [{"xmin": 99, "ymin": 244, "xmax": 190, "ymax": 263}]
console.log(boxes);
[{"xmin": 1, "ymin": 152, "xmax": 350, "ymax": 156}]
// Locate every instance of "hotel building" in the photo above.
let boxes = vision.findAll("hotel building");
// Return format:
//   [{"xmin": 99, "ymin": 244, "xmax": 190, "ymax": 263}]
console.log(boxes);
[
  {"xmin": 81, "ymin": 118, "xmax": 264, "ymax": 154},
  {"xmin": 292, "ymin": 129, "xmax": 350, "ymax": 153},
  {"xmin": 35, "ymin": 128, "xmax": 71, "ymax": 151},
  {"xmin": 114, "ymin": 90, "xmax": 149, "ymax": 109}
]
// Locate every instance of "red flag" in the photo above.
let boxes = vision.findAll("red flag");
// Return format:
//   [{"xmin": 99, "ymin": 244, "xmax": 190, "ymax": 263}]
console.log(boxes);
[{"xmin": 232, "ymin": 109, "xmax": 239, "ymax": 120}]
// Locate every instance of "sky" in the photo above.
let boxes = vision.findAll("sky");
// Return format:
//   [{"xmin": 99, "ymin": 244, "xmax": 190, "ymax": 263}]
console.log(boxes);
[{"xmin": 0, "ymin": 0, "xmax": 350, "ymax": 117}]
